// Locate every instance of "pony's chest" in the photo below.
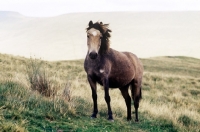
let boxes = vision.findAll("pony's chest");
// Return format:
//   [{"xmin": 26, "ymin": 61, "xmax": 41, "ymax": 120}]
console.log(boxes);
[
  {"xmin": 92, "ymin": 68, "xmax": 105, "ymax": 78},
  {"xmin": 86, "ymin": 65, "xmax": 104, "ymax": 77},
  {"xmin": 87, "ymin": 70, "xmax": 104, "ymax": 85}
]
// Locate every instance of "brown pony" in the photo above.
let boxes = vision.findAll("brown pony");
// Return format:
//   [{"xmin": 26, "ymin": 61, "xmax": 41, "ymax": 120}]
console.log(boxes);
[{"xmin": 84, "ymin": 21, "xmax": 143, "ymax": 122}]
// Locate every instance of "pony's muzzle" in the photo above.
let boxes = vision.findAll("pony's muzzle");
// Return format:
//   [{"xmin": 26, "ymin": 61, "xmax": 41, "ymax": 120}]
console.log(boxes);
[{"xmin": 89, "ymin": 52, "xmax": 98, "ymax": 59}]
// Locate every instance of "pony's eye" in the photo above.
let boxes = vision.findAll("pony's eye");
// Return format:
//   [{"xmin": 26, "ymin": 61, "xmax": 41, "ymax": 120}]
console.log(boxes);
[{"xmin": 87, "ymin": 35, "xmax": 89, "ymax": 38}]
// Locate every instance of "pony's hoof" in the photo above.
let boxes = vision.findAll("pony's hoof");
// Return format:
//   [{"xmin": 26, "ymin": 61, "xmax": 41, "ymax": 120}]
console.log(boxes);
[
  {"xmin": 91, "ymin": 114, "xmax": 97, "ymax": 119},
  {"xmin": 135, "ymin": 119, "xmax": 139, "ymax": 123},
  {"xmin": 91, "ymin": 116, "xmax": 96, "ymax": 119},
  {"xmin": 108, "ymin": 119, "xmax": 114, "ymax": 122},
  {"xmin": 91, "ymin": 116, "xmax": 97, "ymax": 119},
  {"xmin": 127, "ymin": 117, "xmax": 132, "ymax": 121},
  {"xmin": 108, "ymin": 116, "xmax": 114, "ymax": 122}
]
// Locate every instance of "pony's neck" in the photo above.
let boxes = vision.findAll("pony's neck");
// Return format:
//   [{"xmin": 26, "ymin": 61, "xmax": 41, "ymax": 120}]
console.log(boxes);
[{"xmin": 99, "ymin": 37, "xmax": 110, "ymax": 54}]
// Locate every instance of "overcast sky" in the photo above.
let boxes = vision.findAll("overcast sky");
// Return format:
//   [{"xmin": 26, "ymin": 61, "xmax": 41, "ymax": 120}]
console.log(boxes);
[{"xmin": 0, "ymin": 0, "xmax": 200, "ymax": 17}]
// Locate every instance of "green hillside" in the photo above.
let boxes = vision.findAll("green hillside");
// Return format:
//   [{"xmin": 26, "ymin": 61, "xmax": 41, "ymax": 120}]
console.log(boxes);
[{"xmin": 0, "ymin": 53, "xmax": 200, "ymax": 131}]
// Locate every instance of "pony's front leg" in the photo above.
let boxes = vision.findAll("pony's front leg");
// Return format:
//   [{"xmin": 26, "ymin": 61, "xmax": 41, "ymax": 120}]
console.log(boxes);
[
  {"xmin": 103, "ymin": 78, "xmax": 113, "ymax": 121},
  {"xmin": 88, "ymin": 76, "xmax": 98, "ymax": 118}
]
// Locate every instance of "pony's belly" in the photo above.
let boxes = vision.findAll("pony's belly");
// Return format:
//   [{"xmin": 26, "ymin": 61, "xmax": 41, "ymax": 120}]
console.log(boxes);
[
  {"xmin": 109, "ymin": 78, "xmax": 132, "ymax": 88},
  {"xmin": 108, "ymin": 70, "xmax": 134, "ymax": 88},
  {"xmin": 96, "ymin": 78, "xmax": 132, "ymax": 88}
]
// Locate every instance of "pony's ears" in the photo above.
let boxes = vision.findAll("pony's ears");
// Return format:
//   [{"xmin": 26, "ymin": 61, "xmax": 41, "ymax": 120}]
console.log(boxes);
[
  {"xmin": 88, "ymin": 20, "xmax": 112, "ymax": 33},
  {"xmin": 89, "ymin": 20, "xmax": 93, "ymax": 27}
]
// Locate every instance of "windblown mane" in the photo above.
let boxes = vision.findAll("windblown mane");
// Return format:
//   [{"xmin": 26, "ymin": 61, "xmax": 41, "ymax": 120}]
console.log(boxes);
[{"xmin": 86, "ymin": 21, "xmax": 112, "ymax": 54}]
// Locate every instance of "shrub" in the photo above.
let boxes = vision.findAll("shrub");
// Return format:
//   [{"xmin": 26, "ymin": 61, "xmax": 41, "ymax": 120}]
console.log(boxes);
[
  {"xmin": 190, "ymin": 90, "xmax": 200, "ymax": 96},
  {"xmin": 178, "ymin": 115, "xmax": 190, "ymax": 126},
  {"xmin": 26, "ymin": 58, "xmax": 56, "ymax": 97}
]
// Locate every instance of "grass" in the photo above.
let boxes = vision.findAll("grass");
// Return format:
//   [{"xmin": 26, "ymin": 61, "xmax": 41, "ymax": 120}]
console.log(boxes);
[{"xmin": 0, "ymin": 53, "xmax": 200, "ymax": 131}]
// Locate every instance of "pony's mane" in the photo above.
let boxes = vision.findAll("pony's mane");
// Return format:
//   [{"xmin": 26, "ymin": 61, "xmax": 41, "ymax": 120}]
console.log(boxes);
[{"xmin": 86, "ymin": 21, "xmax": 112, "ymax": 54}]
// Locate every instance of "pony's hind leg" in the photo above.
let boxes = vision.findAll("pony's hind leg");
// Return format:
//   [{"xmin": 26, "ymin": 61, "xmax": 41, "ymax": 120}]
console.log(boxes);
[
  {"xmin": 119, "ymin": 84, "xmax": 132, "ymax": 121},
  {"xmin": 131, "ymin": 79, "xmax": 142, "ymax": 122}
]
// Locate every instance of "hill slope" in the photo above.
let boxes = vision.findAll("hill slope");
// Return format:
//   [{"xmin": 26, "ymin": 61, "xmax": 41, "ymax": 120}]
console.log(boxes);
[
  {"xmin": 0, "ymin": 54, "xmax": 200, "ymax": 131},
  {"xmin": 0, "ymin": 11, "xmax": 200, "ymax": 60}
]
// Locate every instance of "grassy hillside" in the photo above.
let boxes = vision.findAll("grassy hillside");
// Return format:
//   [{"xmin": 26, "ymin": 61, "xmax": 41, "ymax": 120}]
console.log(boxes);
[{"xmin": 0, "ymin": 53, "xmax": 200, "ymax": 131}]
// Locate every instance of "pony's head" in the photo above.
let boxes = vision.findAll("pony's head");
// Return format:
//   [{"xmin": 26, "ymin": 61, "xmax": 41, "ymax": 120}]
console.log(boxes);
[{"xmin": 86, "ymin": 21, "xmax": 111, "ymax": 59}]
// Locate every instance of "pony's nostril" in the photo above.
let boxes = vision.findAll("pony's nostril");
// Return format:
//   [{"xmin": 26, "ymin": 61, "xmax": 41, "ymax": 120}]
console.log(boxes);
[{"xmin": 89, "ymin": 52, "xmax": 97, "ymax": 59}]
